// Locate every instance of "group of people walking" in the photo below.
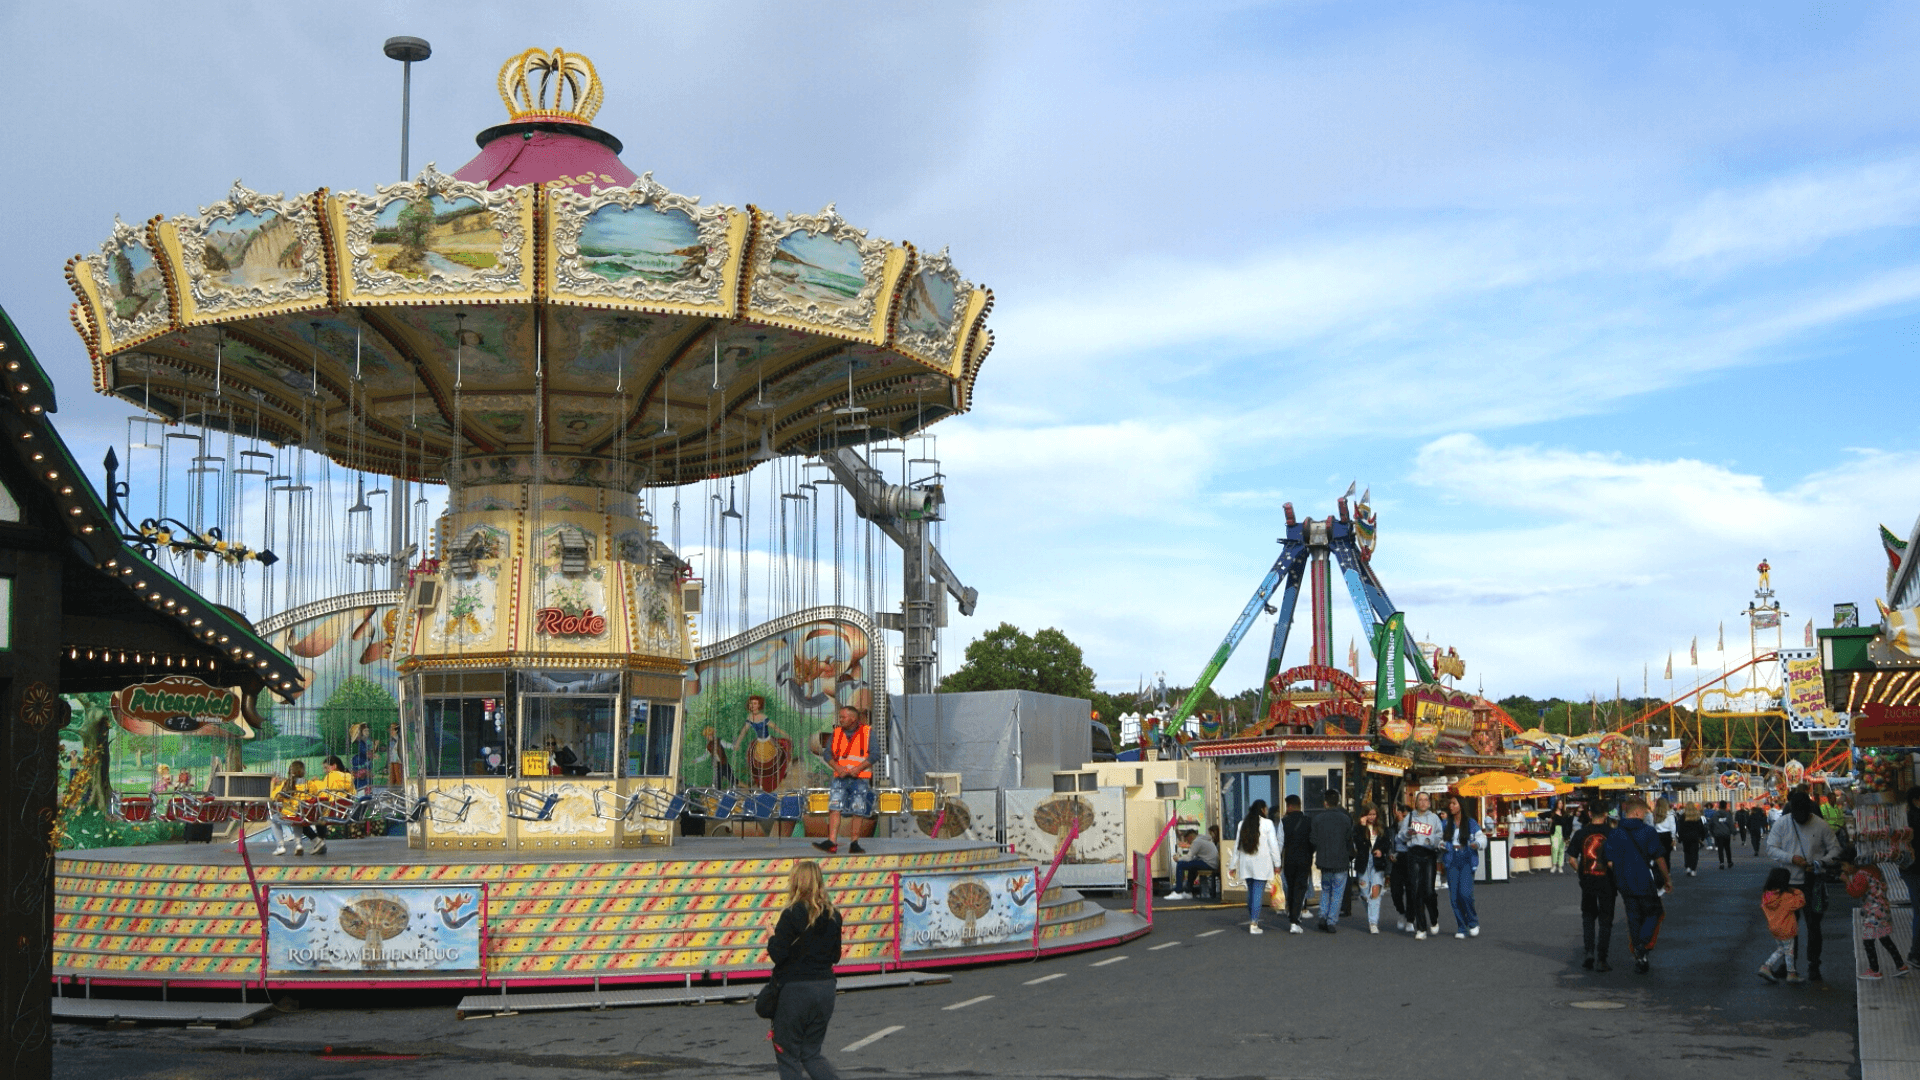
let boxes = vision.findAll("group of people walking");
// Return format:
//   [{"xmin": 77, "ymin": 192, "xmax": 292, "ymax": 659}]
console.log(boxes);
[{"xmin": 1227, "ymin": 789, "xmax": 1486, "ymax": 940}]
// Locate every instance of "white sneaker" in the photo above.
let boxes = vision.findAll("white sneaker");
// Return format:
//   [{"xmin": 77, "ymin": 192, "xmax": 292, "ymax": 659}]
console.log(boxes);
[
  {"xmin": 1165, "ymin": 892, "xmax": 1185, "ymax": 900},
  {"xmin": 1416, "ymin": 931, "xmax": 1428, "ymax": 940},
  {"xmin": 1469, "ymin": 927, "xmax": 1480, "ymax": 937},
  {"xmin": 272, "ymin": 845, "xmax": 286, "ymax": 856},
  {"xmin": 1369, "ymin": 924, "xmax": 1379, "ymax": 934},
  {"xmin": 1456, "ymin": 931, "xmax": 1467, "ymax": 939},
  {"xmin": 311, "ymin": 841, "xmax": 327, "ymax": 856},
  {"xmin": 1399, "ymin": 919, "xmax": 1409, "ymax": 932},
  {"xmin": 1250, "ymin": 925, "xmax": 1264, "ymax": 935},
  {"xmin": 292, "ymin": 845, "xmax": 304, "ymax": 856},
  {"xmin": 1289, "ymin": 922, "xmax": 1303, "ymax": 934}
]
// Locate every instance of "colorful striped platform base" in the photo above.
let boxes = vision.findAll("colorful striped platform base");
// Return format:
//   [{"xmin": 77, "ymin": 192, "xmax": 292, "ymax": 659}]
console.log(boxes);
[{"xmin": 54, "ymin": 836, "xmax": 1148, "ymax": 991}]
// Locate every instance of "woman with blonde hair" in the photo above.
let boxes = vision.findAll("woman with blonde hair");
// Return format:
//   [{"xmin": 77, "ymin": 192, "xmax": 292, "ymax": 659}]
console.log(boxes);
[
  {"xmin": 1652, "ymin": 796, "xmax": 1677, "ymax": 863},
  {"xmin": 269, "ymin": 761, "xmax": 307, "ymax": 856},
  {"xmin": 765, "ymin": 860, "xmax": 845, "ymax": 1079}
]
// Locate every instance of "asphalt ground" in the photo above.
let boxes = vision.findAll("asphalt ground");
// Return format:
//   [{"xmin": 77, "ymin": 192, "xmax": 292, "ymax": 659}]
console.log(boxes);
[{"xmin": 53, "ymin": 850, "xmax": 1862, "ymax": 1080}]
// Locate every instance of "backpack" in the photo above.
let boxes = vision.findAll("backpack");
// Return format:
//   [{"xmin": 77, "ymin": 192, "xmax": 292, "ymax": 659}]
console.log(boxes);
[
  {"xmin": 1709, "ymin": 813, "xmax": 1731, "ymax": 839},
  {"xmin": 1576, "ymin": 830, "xmax": 1610, "ymax": 881}
]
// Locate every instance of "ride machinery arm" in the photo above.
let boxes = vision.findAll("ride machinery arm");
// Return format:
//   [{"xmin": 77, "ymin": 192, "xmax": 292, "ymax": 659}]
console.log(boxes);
[
  {"xmin": 1329, "ymin": 534, "xmax": 1435, "ymax": 685},
  {"xmin": 1168, "ymin": 544, "xmax": 1310, "ymax": 731}
]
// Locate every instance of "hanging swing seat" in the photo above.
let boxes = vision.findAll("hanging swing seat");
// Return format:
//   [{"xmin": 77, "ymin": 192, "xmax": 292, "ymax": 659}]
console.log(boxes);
[
  {"xmin": 632, "ymin": 788, "xmax": 689, "ymax": 821},
  {"xmin": 590, "ymin": 787, "xmax": 642, "ymax": 822},
  {"xmin": 506, "ymin": 786, "xmax": 562, "ymax": 822}
]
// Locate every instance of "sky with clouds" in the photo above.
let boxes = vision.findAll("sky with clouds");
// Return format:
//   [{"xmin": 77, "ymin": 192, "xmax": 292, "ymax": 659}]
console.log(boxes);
[{"xmin": 5, "ymin": 2, "xmax": 1920, "ymax": 702}]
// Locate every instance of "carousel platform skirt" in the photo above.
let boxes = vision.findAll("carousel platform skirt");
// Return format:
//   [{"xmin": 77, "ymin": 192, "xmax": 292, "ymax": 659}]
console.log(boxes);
[{"xmin": 53, "ymin": 836, "xmax": 1144, "ymax": 991}]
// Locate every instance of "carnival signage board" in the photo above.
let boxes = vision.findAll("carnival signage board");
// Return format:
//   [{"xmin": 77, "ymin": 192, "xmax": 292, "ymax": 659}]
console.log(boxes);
[
  {"xmin": 534, "ymin": 606, "xmax": 607, "ymax": 637},
  {"xmin": 1372, "ymin": 613, "xmax": 1406, "ymax": 713},
  {"xmin": 1856, "ymin": 702, "xmax": 1920, "ymax": 748},
  {"xmin": 898, "ymin": 868, "xmax": 1038, "ymax": 953},
  {"xmin": 110, "ymin": 675, "xmax": 242, "ymax": 737},
  {"xmin": 1779, "ymin": 648, "xmax": 1848, "ymax": 736},
  {"xmin": 265, "ymin": 884, "xmax": 483, "ymax": 973}
]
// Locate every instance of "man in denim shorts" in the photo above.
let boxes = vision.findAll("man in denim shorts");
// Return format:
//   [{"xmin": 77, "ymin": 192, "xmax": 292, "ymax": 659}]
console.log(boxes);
[{"xmin": 815, "ymin": 705, "xmax": 873, "ymax": 855}]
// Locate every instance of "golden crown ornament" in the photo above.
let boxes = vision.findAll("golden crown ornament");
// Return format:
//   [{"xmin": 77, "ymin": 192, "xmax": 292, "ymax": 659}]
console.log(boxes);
[{"xmin": 498, "ymin": 47, "xmax": 603, "ymax": 124}]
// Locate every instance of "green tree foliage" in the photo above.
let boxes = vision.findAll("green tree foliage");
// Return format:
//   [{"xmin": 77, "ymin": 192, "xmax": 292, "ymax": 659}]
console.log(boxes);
[
  {"xmin": 316, "ymin": 675, "xmax": 399, "ymax": 753},
  {"xmin": 941, "ymin": 623, "xmax": 1097, "ymax": 700}
]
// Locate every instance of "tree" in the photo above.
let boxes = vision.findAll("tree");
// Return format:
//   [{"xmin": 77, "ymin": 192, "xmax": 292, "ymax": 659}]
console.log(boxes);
[
  {"xmin": 940, "ymin": 623, "xmax": 1096, "ymax": 700},
  {"xmin": 316, "ymin": 675, "xmax": 399, "ymax": 754}
]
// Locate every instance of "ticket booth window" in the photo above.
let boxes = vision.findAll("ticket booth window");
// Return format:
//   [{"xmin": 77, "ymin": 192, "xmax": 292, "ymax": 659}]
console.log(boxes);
[
  {"xmin": 625, "ymin": 700, "xmax": 677, "ymax": 777},
  {"xmin": 519, "ymin": 669, "xmax": 619, "ymax": 777},
  {"xmin": 425, "ymin": 696, "xmax": 509, "ymax": 776}
]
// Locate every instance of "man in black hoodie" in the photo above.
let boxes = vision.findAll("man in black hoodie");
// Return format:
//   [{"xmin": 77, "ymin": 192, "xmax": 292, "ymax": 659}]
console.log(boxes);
[
  {"xmin": 1567, "ymin": 803, "xmax": 1616, "ymax": 971},
  {"xmin": 1311, "ymin": 789, "xmax": 1355, "ymax": 933},
  {"xmin": 1279, "ymin": 795, "xmax": 1315, "ymax": 934}
]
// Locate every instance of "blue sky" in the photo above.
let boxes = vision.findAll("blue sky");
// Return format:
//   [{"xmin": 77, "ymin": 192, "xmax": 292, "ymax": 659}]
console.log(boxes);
[{"xmin": 6, "ymin": 2, "xmax": 1920, "ymax": 701}]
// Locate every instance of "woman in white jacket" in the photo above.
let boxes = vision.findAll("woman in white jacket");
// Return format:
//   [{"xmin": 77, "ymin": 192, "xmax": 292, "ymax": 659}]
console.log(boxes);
[{"xmin": 1232, "ymin": 800, "xmax": 1281, "ymax": 934}]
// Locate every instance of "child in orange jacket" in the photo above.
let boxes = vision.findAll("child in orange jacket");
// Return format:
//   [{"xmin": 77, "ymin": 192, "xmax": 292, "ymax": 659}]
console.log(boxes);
[
  {"xmin": 1758, "ymin": 867, "xmax": 1805, "ymax": 985},
  {"xmin": 1842, "ymin": 855, "xmax": 1911, "ymax": 980}
]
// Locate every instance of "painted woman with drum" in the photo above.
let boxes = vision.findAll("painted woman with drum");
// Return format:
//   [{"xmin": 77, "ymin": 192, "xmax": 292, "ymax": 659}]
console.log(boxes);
[{"xmin": 734, "ymin": 694, "xmax": 793, "ymax": 793}]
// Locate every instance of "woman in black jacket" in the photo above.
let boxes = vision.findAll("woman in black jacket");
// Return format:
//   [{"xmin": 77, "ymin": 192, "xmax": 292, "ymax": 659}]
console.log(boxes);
[
  {"xmin": 1352, "ymin": 803, "xmax": 1393, "ymax": 935},
  {"xmin": 1676, "ymin": 804, "xmax": 1708, "ymax": 877},
  {"xmin": 766, "ymin": 860, "xmax": 845, "ymax": 1079}
]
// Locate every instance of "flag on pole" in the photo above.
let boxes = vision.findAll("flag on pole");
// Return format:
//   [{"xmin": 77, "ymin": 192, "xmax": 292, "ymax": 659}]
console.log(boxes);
[
  {"xmin": 1689, "ymin": 637, "xmax": 1697, "ymax": 665},
  {"xmin": 1642, "ymin": 662, "xmax": 1648, "ymax": 696},
  {"xmin": 1717, "ymin": 622, "xmax": 1724, "ymax": 652},
  {"xmin": 1664, "ymin": 652, "xmax": 1672, "ymax": 680},
  {"xmin": 1348, "ymin": 638, "xmax": 1359, "ymax": 676},
  {"xmin": 1804, "ymin": 619, "xmax": 1813, "ymax": 647}
]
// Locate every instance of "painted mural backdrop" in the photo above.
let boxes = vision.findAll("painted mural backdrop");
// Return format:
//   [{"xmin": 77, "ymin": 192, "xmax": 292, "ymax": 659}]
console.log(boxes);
[
  {"xmin": 682, "ymin": 613, "xmax": 874, "ymax": 793},
  {"xmin": 899, "ymin": 867, "xmax": 1038, "ymax": 953},
  {"xmin": 264, "ymin": 884, "xmax": 483, "ymax": 973},
  {"xmin": 55, "ymin": 597, "xmax": 403, "ymax": 850}
]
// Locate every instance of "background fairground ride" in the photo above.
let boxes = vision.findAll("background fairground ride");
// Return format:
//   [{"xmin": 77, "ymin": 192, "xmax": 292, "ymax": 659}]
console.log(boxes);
[
  {"xmin": 56, "ymin": 43, "xmax": 989, "ymax": 847},
  {"xmin": 1593, "ymin": 561, "xmax": 1847, "ymax": 799},
  {"xmin": 1141, "ymin": 493, "xmax": 1520, "ymax": 783}
]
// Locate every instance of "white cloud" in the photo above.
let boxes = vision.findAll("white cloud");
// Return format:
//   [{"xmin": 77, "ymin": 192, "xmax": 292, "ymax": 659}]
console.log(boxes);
[
  {"xmin": 1658, "ymin": 155, "xmax": 1920, "ymax": 267},
  {"xmin": 1390, "ymin": 435, "xmax": 1920, "ymax": 694}
]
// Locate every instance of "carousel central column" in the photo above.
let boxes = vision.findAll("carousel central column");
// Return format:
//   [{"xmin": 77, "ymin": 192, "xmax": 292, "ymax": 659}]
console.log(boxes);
[{"xmin": 400, "ymin": 453, "xmax": 692, "ymax": 852}]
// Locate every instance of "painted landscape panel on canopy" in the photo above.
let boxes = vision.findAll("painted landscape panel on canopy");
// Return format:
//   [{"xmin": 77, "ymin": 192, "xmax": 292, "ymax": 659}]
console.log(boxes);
[
  {"xmin": 682, "ymin": 615, "xmax": 875, "ymax": 794},
  {"xmin": 577, "ymin": 202, "xmax": 706, "ymax": 285},
  {"xmin": 101, "ymin": 239, "xmax": 167, "ymax": 325},
  {"xmin": 198, "ymin": 209, "xmax": 307, "ymax": 293},
  {"xmin": 900, "ymin": 269, "xmax": 958, "ymax": 340},
  {"xmin": 767, "ymin": 230, "xmax": 867, "ymax": 309},
  {"xmin": 369, "ymin": 194, "xmax": 505, "ymax": 281}
]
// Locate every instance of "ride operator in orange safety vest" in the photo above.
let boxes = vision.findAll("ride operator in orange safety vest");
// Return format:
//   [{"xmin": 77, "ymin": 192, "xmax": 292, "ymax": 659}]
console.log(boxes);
[{"xmin": 814, "ymin": 705, "xmax": 875, "ymax": 855}]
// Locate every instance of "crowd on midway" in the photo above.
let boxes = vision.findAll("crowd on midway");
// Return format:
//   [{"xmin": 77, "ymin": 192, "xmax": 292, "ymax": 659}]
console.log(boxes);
[{"xmin": 1163, "ymin": 783, "xmax": 1920, "ymax": 983}]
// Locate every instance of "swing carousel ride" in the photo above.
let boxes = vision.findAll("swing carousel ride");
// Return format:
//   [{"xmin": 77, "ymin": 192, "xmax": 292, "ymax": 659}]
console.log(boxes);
[{"xmin": 50, "ymin": 45, "xmax": 1141, "ymax": 994}]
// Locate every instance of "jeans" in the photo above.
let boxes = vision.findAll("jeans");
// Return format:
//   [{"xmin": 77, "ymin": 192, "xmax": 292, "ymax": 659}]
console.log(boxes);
[
  {"xmin": 1620, "ymin": 891, "xmax": 1664, "ymax": 958},
  {"xmin": 1764, "ymin": 937, "xmax": 1795, "ymax": 973},
  {"xmin": 1359, "ymin": 868, "xmax": 1385, "ymax": 927},
  {"xmin": 1403, "ymin": 849, "xmax": 1438, "ymax": 933},
  {"xmin": 1444, "ymin": 860, "xmax": 1477, "ymax": 931},
  {"xmin": 772, "ymin": 978, "xmax": 841, "ymax": 1080},
  {"xmin": 1245, "ymin": 877, "xmax": 1268, "ymax": 924},
  {"xmin": 1173, "ymin": 859, "xmax": 1212, "ymax": 893},
  {"xmin": 1319, "ymin": 871, "xmax": 1348, "ymax": 927},
  {"xmin": 1714, "ymin": 836, "xmax": 1733, "ymax": 866},
  {"xmin": 268, "ymin": 816, "xmax": 299, "ymax": 847},
  {"xmin": 1282, "ymin": 862, "xmax": 1313, "ymax": 926},
  {"xmin": 1580, "ymin": 884, "xmax": 1615, "ymax": 961}
]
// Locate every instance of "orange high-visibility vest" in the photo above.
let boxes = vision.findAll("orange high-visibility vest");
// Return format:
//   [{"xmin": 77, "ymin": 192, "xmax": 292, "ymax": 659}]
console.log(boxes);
[{"xmin": 831, "ymin": 724, "xmax": 871, "ymax": 779}]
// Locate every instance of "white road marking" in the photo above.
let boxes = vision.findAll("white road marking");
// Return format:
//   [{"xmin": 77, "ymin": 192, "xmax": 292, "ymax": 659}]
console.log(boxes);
[
  {"xmin": 942, "ymin": 995, "xmax": 994, "ymax": 1011},
  {"xmin": 1196, "ymin": 929, "xmax": 1226, "ymax": 938},
  {"xmin": 1023, "ymin": 973, "xmax": 1066, "ymax": 985},
  {"xmin": 1149, "ymin": 941, "xmax": 1181, "ymax": 951},
  {"xmin": 1090, "ymin": 955, "xmax": 1129, "ymax": 967},
  {"xmin": 842, "ymin": 1025, "xmax": 905, "ymax": 1052}
]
